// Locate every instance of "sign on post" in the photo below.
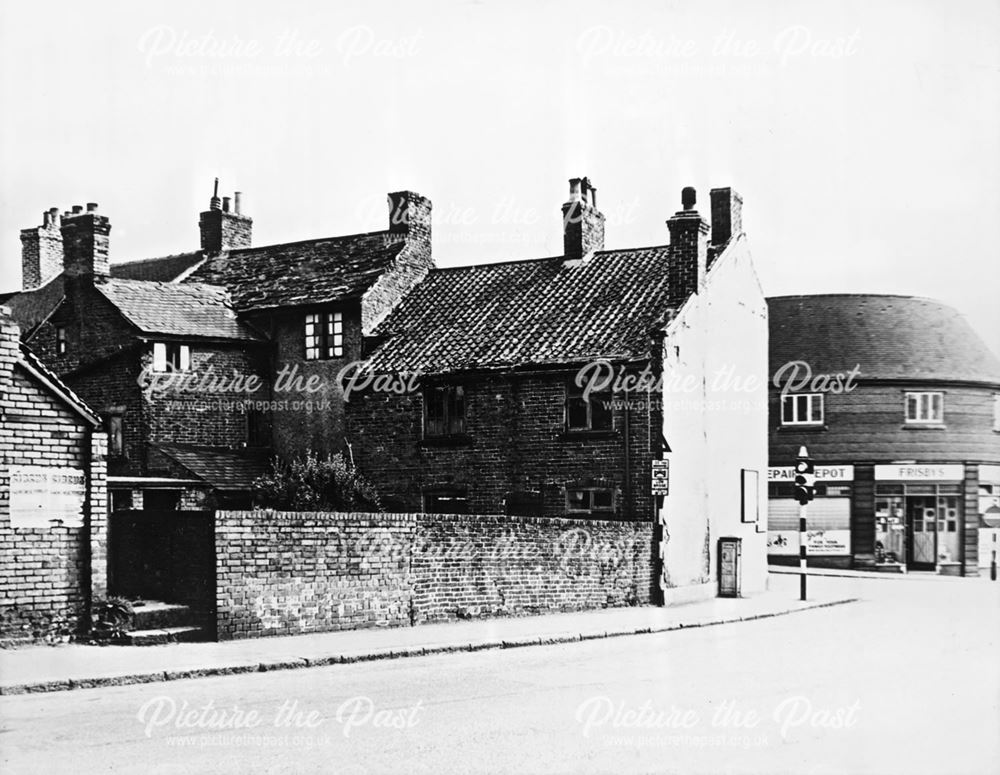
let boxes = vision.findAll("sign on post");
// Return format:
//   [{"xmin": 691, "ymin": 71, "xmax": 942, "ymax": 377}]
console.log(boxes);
[{"xmin": 651, "ymin": 460, "xmax": 670, "ymax": 496}]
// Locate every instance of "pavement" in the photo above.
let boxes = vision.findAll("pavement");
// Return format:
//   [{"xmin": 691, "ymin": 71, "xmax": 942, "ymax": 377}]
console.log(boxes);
[{"xmin": 0, "ymin": 572, "xmax": 856, "ymax": 695}]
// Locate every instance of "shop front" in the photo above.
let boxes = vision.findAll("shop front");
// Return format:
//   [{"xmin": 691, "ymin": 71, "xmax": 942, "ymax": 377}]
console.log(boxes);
[
  {"xmin": 767, "ymin": 464, "xmax": 854, "ymax": 569},
  {"xmin": 873, "ymin": 464, "xmax": 966, "ymax": 573}
]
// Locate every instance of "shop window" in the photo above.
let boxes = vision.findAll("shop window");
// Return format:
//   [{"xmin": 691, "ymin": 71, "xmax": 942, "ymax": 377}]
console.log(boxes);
[
  {"xmin": 423, "ymin": 487, "xmax": 469, "ymax": 514},
  {"xmin": 780, "ymin": 393, "xmax": 823, "ymax": 425},
  {"xmin": 305, "ymin": 311, "xmax": 343, "ymax": 360},
  {"xmin": 905, "ymin": 391, "xmax": 943, "ymax": 424},
  {"xmin": 153, "ymin": 342, "xmax": 190, "ymax": 372},
  {"xmin": 55, "ymin": 325, "xmax": 68, "ymax": 355},
  {"xmin": 566, "ymin": 383, "xmax": 612, "ymax": 431},
  {"xmin": 566, "ymin": 486, "xmax": 616, "ymax": 517},
  {"xmin": 424, "ymin": 385, "xmax": 465, "ymax": 438}
]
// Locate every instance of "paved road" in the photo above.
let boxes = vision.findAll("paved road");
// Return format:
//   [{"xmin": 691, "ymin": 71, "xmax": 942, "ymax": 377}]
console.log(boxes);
[{"xmin": 2, "ymin": 575, "xmax": 998, "ymax": 775}]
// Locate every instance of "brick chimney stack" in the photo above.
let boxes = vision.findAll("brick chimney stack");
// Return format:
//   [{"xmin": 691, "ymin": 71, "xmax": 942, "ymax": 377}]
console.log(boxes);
[
  {"xmin": 20, "ymin": 208, "xmax": 64, "ymax": 290},
  {"xmin": 199, "ymin": 178, "xmax": 252, "ymax": 254},
  {"xmin": 708, "ymin": 187, "xmax": 743, "ymax": 267},
  {"xmin": 666, "ymin": 186, "xmax": 709, "ymax": 307},
  {"xmin": 387, "ymin": 190, "xmax": 432, "ymax": 246},
  {"xmin": 60, "ymin": 204, "xmax": 111, "ymax": 280},
  {"xmin": 561, "ymin": 177, "xmax": 605, "ymax": 264}
]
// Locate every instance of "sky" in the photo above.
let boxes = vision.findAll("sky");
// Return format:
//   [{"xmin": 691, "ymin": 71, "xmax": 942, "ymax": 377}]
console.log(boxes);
[{"xmin": 1, "ymin": 0, "xmax": 998, "ymax": 356}]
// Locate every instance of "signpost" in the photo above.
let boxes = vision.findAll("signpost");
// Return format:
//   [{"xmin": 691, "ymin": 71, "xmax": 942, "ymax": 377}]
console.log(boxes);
[{"xmin": 651, "ymin": 460, "xmax": 670, "ymax": 496}]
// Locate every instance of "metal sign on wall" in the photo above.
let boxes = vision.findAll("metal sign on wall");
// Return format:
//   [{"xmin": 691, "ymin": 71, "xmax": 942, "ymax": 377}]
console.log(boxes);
[
  {"xmin": 8, "ymin": 466, "xmax": 86, "ymax": 528},
  {"xmin": 651, "ymin": 460, "xmax": 670, "ymax": 496}
]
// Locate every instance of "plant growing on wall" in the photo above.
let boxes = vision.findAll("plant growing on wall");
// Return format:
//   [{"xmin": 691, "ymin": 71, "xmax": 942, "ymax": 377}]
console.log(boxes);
[{"xmin": 252, "ymin": 451, "xmax": 383, "ymax": 512}]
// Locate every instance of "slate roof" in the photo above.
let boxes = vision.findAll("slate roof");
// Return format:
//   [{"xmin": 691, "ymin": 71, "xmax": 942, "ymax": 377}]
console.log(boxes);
[
  {"xmin": 187, "ymin": 232, "xmax": 405, "ymax": 312},
  {"xmin": 366, "ymin": 247, "xmax": 674, "ymax": 374},
  {"xmin": 768, "ymin": 294, "xmax": 1000, "ymax": 385},
  {"xmin": 17, "ymin": 342, "xmax": 101, "ymax": 425},
  {"xmin": 0, "ymin": 275, "xmax": 66, "ymax": 335},
  {"xmin": 151, "ymin": 444, "xmax": 270, "ymax": 491},
  {"xmin": 95, "ymin": 278, "xmax": 263, "ymax": 341},
  {"xmin": 110, "ymin": 252, "xmax": 204, "ymax": 282}
]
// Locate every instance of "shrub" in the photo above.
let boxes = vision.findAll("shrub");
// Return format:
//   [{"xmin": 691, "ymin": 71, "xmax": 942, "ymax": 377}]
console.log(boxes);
[
  {"xmin": 252, "ymin": 451, "xmax": 383, "ymax": 512},
  {"xmin": 91, "ymin": 596, "xmax": 134, "ymax": 642}
]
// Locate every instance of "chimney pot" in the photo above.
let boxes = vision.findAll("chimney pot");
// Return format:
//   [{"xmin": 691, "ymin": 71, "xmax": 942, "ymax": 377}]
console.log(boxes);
[
  {"xmin": 681, "ymin": 187, "xmax": 696, "ymax": 211},
  {"xmin": 72, "ymin": 205, "xmax": 83, "ymax": 214},
  {"xmin": 42, "ymin": 211, "xmax": 50, "ymax": 227},
  {"xmin": 234, "ymin": 192, "xmax": 242, "ymax": 215},
  {"xmin": 86, "ymin": 202, "xmax": 98, "ymax": 212},
  {"xmin": 222, "ymin": 196, "xmax": 231, "ymax": 213},
  {"xmin": 562, "ymin": 176, "xmax": 605, "ymax": 264}
]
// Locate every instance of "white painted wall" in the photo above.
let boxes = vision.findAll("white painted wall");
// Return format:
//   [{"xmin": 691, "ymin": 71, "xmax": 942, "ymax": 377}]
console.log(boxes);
[{"xmin": 659, "ymin": 235, "xmax": 769, "ymax": 601}]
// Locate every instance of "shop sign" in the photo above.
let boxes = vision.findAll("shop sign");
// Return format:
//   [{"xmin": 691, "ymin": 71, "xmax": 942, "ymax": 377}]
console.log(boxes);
[
  {"xmin": 769, "ymin": 465, "xmax": 854, "ymax": 483},
  {"xmin": 874, "ymin": 464, "xmax": 965, "ymax": 482},
  {"xmin": 979, "ymin": 464, "xmax": 1000, "ymax": 485},
  {"xmin": 767, "ymin": 529, "xmax": 850, "ymax": 556},
  {"xmin": 8, "ymin": 465, "xmax": 86, "ymax": 528}
]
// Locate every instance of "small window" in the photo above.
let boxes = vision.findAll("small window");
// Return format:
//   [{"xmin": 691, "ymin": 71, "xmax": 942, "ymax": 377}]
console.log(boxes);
[
  {"xmin": 305, "ymin": 311, "xmax": 344, "ymax": 360},
  {"xmin": 106, "ymin": 414, "xmax": 124, "ymax": 457},
  {"xmin": 780, "ymin": 393, "xmax": 823, "ymax": 425},
  {"xmin": 55, "ymin": 325, "xmax": 68, "ymax": 355},
  {"xmin": 566, "ymin": 487, "xmax": 616, "ymax": 517},
  {"xmin": 566, "ymin": 383, "xmax": 612, "ymax": 431},
  {"xmin": 152, "ymin": 342, "xmax": 190, "ymax": 373},
  {"xmin": 424, "ymin": 385, "xmax": 465, "ymax": 437},
  {"xmin": 905, "ymin": 391, "xmax": 943, "ymax": 424},
  {"xmin": 423, "ymin": 488, "xmax": 469, "ymax": 514}
]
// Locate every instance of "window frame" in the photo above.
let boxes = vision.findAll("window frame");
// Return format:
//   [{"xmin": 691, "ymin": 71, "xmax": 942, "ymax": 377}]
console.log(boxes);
[
  {"xmin": 152, "ymin": 342, "xmax": 191, "ymax": 373},
  {"xmin": 904, "ymin": 391, "xmax": 944, "ymax": 424},
  {"xmin": 565, "ymin": 382, "xmax": 613, "ymax": 432},
  {"xmin": 780, "ymin": 392, "xmax": 824, "ymax": 425},
  {"xmin": 423, "ymin": 385, "xmax": 466, "ymax": 438},
  {"xmin": 304, "ymin": 311, "xmax": 344, "ymax": 360},
  {"xmin": 565, "ymin": 486, "xmax": 617, "ymax": 517},
  {"xmin": 55, "ymin": 325, "xmax": 68, "ymax": 355},
  {"xmin": 106, "ymin": 413, "xmax": 125, "ymax": 457}
]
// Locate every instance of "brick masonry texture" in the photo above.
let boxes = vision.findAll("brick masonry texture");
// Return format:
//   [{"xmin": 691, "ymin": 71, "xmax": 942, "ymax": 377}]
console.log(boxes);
[
  {"xmin": 0, "ymin": 316, "xmax": 107, "ymax": 644},
  {"xmin": 214, "ymin": 510, "xmax": 656, "ymax": 640}
]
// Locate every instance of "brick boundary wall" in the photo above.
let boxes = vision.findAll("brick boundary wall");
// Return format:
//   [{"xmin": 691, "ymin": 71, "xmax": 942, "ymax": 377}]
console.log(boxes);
[{"xmin": 215, "ymin": 511, "xmax": 656, "ymax": 640}]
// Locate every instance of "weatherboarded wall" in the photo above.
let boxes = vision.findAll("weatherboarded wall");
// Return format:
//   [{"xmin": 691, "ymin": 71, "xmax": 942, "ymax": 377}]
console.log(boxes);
[{"xmin": 214, "ymin": 510, "xmax": 656, "ymax": 640}]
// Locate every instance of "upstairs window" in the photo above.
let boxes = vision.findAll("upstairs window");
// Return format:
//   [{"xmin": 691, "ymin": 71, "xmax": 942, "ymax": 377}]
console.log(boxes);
[
  {"xmin": 566, "ymin": 383, "xmax": 612, "ymax": 431},
  {"xmin": 781, "ymin": 393, "xmax": 823, "ymax": 425},
  {"xmin": 424, "ymin": 385, "xmax": 465, "ymax": 437},
  {"xmin": 305, "ymin": 311, "xmax": 343, "ymax": 360},
  {"xmin": 905, "ymin": 392, "xmax": 943, "ymax": 424},
  {"xmin": 106, "ymin": 413, "xmax": 124, "ymax": 457},
  {"xmin": 55, "ymin": 325, "xmax": 68, "ymax": 355},
  {"xmin": 423, "ymin": 487, "xmax": 469, "ymax": 514},
  {"xmin": 566, "ymin": 486, "xmax": 616, "ymax": 518},
  {"xmin": 152, "ymin": 342, "xmax": 190, "ymax": 373}
]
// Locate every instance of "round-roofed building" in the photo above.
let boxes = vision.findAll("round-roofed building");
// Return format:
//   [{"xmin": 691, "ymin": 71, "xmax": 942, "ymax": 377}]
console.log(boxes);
[{"xmin": 767, "ymin": 294, "xmax": 1000, "ymax": 575}]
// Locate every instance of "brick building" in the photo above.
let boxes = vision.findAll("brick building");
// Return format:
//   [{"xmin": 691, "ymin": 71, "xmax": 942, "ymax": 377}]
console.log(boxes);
[
  {"xmin": 767, "ymin": 294, "xmax": 1000, "ymax": 575},
  {"xmin": 347, "ymin": 179, "xmax": 770, "ymax": 601},
  {"xmin": 0, "ymin": 307, "xmax": 107, "ymax": 644}
]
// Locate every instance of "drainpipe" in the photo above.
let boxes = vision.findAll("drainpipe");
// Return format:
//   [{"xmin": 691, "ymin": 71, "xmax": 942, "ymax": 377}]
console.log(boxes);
[
  {"xmin": 623, "ymin": 386, "xmax": 632, "ymax": 519},
  {"xmin": 82, "ymin": 425, "xmax": 95, "ymax": 634}
]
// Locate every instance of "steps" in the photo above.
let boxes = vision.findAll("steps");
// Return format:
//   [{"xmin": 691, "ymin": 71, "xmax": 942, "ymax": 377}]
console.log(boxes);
[{"xmin": 124, "ymin": 601, "xmax": 211, "ymax": 645}]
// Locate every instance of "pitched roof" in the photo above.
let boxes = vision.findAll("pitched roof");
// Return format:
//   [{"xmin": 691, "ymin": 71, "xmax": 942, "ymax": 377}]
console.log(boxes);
[
  {"xmin": 768, "ymin": 294, "xmax": 1000, "ymax": 385},
  {"xmin": 0, "ymin": 275, "xmax": 66, "ymax": 336},
  {"xmin": 366, "ymin": 247, "xmax": 673, "ymax": 374},
  {"xmin": 17, "ymin": 342, "xmax": 101, "ymax": 426},
  {"xmin": 187, "ymin": 232, "xmax": 405, "ymax": 312},
  {"xmin": 95, "ymin": 278, "xmax": 263, "ymax": 341},
  {"xmin": 151, "ymin": 444, "xmax": 270, "ymax": 491},
  {"xmin": 110, "ymin": 252, "xmax": 204, "ymax": 282}
]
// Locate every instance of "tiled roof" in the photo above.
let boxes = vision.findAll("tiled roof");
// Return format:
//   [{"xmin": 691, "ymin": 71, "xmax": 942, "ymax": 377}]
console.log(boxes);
[
  {"xmin": 17, "ymin": 342, "xmax": 101, "ymax": 425},
  {"xmin": 367, "ymin": 247, "xmax": 673, "ymax": 374},
  {"xmin": 151, "ymin": 444, "xmax": 270, "ymax": 491},
  {"xmin": 96, "ymin": 278, "xmax": 263, "ymax": 341},
  {"xmin": 110, "ymin": 252, "xmax": 204, "ymax": 282},
  {"xmin": 768, "ymin": 294, "xmax": 1000, "ymax": 385},
  {"xmin": 187, "ymin": 232, "xmax": 405, "ymax": 312},
  {"xmin": 0, "ymin": 276, "xmax": 66, "ymax": 336}
]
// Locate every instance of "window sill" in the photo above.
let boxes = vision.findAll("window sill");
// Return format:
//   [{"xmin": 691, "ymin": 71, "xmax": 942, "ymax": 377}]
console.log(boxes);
[
  {"xmin": 420, "ymin": 434, "xmax": 473, "ymax": 448},
  {"xmin": 560, "ymin": 429, "xmax": 620, "ymax": 441},
  {"xmin": 901, "ymin": 423, "xmax": 946, "ymax": 430},
  {"xmin": 777, "ymin": 424, "xmax": 827, "ymax": 432}
]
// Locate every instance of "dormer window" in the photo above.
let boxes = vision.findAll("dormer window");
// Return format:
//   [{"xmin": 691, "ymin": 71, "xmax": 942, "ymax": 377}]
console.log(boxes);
[
  {"xmin": 55, "ymin": 325, "xmax": 68, "ymax": 355},
  {"xmin": 305, "ymin": 311, "xmax": 343, "ymax": 360},
  {"xmin": 152, "ymin": 342, "xmax": 190, "ymax": 373}
]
